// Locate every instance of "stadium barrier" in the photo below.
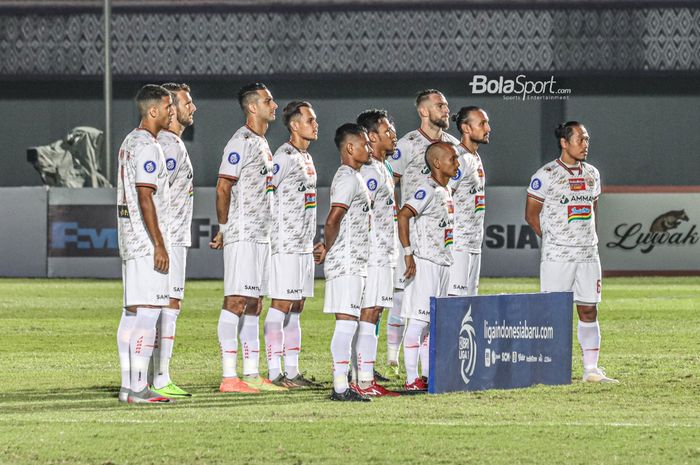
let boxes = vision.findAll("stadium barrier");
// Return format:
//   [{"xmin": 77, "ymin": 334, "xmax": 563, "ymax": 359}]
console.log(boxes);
[{"xmin": 428, "ymin": 292, "xmax": 573, "ymax": 394}]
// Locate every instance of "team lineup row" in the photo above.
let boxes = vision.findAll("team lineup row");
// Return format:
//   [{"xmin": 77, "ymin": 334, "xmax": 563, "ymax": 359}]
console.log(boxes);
[{"xmin": 115, "ymin": 82, "xmax": 617, "ymax": 404}]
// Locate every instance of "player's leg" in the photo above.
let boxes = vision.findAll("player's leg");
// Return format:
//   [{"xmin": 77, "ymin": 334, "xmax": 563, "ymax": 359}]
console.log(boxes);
[
  {"xmin": 448, "ymin": 250, "xmax": 470, "ymax": 297},
  {"xmin": 466, "ymin": 252, "xmax": 482, "ymax": 296},
  {"xmin": 387, "ymin": 250, "xmax": 406, "ymax": 373},
  {"xmin": 266, "ymin": 253, "xmax": 295, "ymax": 382},
  {"xmin": 401, "ymin": 258, "xmax": 431, "ymax": 390},
  {"xmin": 117, "ymin": 262, "xmax": 136, "ymax": 402},
  {"xmin": 418, "ymin": 262, "xmax": 450, "ymax": 382}
]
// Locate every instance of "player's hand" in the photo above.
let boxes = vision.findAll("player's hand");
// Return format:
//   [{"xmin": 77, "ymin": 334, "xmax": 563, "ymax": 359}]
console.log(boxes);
[
  {"xmin": 209, "ymin": 232, "xmax": 223, "ymax": 250},
  {"xmin": 313, "ymin": 242, "xmax": 327, "ymax": 264},
  {"xmin": 404, "ymin": 255, "xmax": 416, "ymax": 280},
  {"xmin": 154, "ymin": 245, "xmax": 169, "ymax": 274}
]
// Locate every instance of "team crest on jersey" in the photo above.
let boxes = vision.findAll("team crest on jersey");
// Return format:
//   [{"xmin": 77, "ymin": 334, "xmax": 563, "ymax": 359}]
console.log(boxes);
[
  {"xmin": 228, "ymin": 152, "xmax": 240, "ymax": 164},
  {"xmin": 391, "ymin": 148, "xmax": 401, "ymax": 160},
  {"xmin": 414, "ymin": 189, "xmax": 426, "ymax": 200},
  {"xmin": 367, "ymin": 178, "xmax": 378, "ymax": 191},
  {"xmin": 569, "ymin": 178, "xmax": 587, "ymax": 191},
  {"xmin": 530, "ymin": 178, "xmax": 542, "ymax": 190},
  {"xmin": 143, "ymin": 161, "xmax": 156, "ymax": 173},
  {"xmin": 567, "ymin": 205, "xmax": 592, "ymax": 223},
  {"xmin": 272, "ymin": 163, "xmax": 280, "ymax": 175},
  {"xmin": 475, "ymin": 195, "xmax": 485, "ymax": 212},
  {"xmin": 452, "ymin": 169, "xmax": 462, "ymax": 181},
  {"xmin": 477, "ymin": 168, "xmax": 484, "ymax": 178},
  {"xmin": 304, "ymin": 192, "xmax": 317, "ymax": 210},
  {"xmin": 166, "ymin": 158, "xmax": 176, "ymax": 171},
  {"xmin": 444, "ymin": 228, "xmax": 454, "ymax": 247}
]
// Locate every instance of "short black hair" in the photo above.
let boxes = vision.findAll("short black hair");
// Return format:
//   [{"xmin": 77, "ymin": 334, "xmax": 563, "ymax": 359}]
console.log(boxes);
[
  {"xmin": 555, "ymin": 121, "xmax": 583, "ymax": 149},
  {"xmin": 451, "ymin": 106, "xmax": 483, "ymax": 134},
  {"xmin": 334, "ymin": 123, "xmax": 367, "ymax": 150},
  {"xmin": 415, "ymin": 89, "xmax": 442, "ymax": 107},
  {"xmin": 424, "ymin": 141, "xmax": 455, "ymax": 171},
  {"xmin": 237, "ymin": 82, "xmax": 268, "ymax": 112},
  {"xmin": 135, "ymin": 84, "xmax": 170, "ymax": 117},
  {"xmin": 282, "ymin": 101, "xmax": 312, "ymax": 131},
  {"xmin": 161, "ymin": 82, "xmax": 191, "ymax": 105},
  {"xmin": 356, "ymin": 109, "xmax": 390, "ymax": 134}
]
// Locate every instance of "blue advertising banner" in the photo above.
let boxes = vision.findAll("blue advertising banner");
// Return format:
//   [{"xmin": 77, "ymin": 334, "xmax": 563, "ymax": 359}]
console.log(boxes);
[{"xmin": 428, "ymin": 292, "xmax": 573, "ymax": 394}]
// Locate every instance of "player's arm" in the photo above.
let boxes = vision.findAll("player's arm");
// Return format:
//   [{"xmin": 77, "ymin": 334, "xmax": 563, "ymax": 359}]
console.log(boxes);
[
  {"xmin": 211, "ymin": 140, "xmax": 245, "ymax": 249},
  {"xmin": 397, "ymin": 205, "xmax": 416, "ymax": 279},
  {"xmin": 210, "ymin": 176, "xmax": 234, "ymax": 249},
  {"xmin": 525, "ymin": 196, "xmax": 543, "ymax": 237},
  {"xmin": 315, "ymin": 206, "xmax": 347, "ymax": 264},
  {"xmin": 137, "ymin": 186, "xmax": 169, "ymax": 273}
]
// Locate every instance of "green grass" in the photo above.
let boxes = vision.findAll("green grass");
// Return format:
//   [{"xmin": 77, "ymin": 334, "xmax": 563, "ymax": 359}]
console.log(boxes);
[{"xmin": 0, "ymin": 277, "xmax": 699, "ymax": 465}]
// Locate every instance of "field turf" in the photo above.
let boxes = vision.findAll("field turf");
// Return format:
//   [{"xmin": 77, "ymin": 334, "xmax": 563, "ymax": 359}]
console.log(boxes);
[{"xmin": 0, "ymin": 277, "xmax": 699, "ymax": 465}]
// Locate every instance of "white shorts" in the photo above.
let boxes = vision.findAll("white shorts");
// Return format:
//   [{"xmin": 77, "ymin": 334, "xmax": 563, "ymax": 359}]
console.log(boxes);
[
  {"xmin": 448, "ymin": 251, "xmax": 481, "ymax": 296},
  {"xmin": 363, "ymin": 266, "xmax": 394, "ymax": 308},
  {"xmin": 401, "ymin": 256, "xmax": 450, "ymax": 323},
  {"xmin": 323, "ymin": 275, "xmax": 365, "ymax": 318},
  {"xmin": 169, "ymin": 246, "xmax": 188, "ymax": 300},
  {"xmin": 224, "ymin": 241, "xmax": 270, "ymax": 298},
  {"xmin": 122, "ymin": 255, "xmax": 169, "ymax": 308},
  {"xmin": 541, "ymin": 261, "xmax": 602, "ymax": 305},
  {"xmin": 269, "ymin": 253, "xmax": 314, "ymax": 300},
  {"xmin": 395, "ymin": 247, "xmax": 407, "ymax": 289}
]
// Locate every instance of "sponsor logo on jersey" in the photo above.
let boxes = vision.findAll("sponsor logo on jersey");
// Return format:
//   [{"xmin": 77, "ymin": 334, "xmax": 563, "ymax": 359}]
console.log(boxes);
[
  {"xmin": 530, "ymin": 178, "xmax": 542, "ymax": 190},
  {"xmin": 475, "ymin": 195, "xmax": 486, "ymax": 212},
  {"xmin": 272, "ymin": 163, "xmax": 280, "ymax": 174},
  {"xmin": 452, "ymin": 168, "xmax": 462, "ymax": 181},
  {"xmin": 421, "ymin": 164, "xmax": 431, "ymax": 174},
  {"xmin": 447, "ymin": 200, "xmax": 454, "ymax": 214},
  {"xmin": 560, "ymin": 195, "xmax": 569, "ymax": 204},
  {"xmin": 391, "ymin": 148, "xmax": 401, "ymax": 160},
  {"xmin": 305, "ymin": 161, "xmax": 316, "ymax": 177},
  {"xmin": 166, "ymin": 158, "xmax": 176, "ymax": 171},
  {"xmin": 304, "ymin": 192, "xmax": 317, "ymax": 210},
  {"xmin": 228, "ymin": 152, "xmax": 240, "ymax": 164},
  {"xmin": 266, "ymin": 183, "xmax": 275, "ymax": 194},
  {"xmin": 188, "ymin": 186, "xmax": 194, "ymax": 197},
  {"xmin": 143, "ymin": 161, "xmax": 156, "ymax": 173},
  {"xmin": 444, "ymin": 228, "xmax": 454, "ymax": 247},
  {"xmin": 367, "ymin": 178, "xmax": 378, "ymax": 191},
  {"xmin": 393, "ymin": 204, "xmax": 398, "ymax": 222},
  {"xmin": 414, "ymin": 189, "xmax": 426, "ymax": 200},
  {"xmin": 567, "ymin": 205, "xmax": 592, "ymax": 222},
  {"xmin": 117, "ymin": 204, "xmax": 130, "ymax": 218},
  {"xmin": 477, "ymin": 168, "xmax": 484, "ymax": 178},
  {"xmin": 569, "ymin": 177, "xmax": 587, "ymax": 191}
]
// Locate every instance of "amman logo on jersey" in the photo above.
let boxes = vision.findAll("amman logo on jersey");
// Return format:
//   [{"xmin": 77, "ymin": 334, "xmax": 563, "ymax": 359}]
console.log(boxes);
[{"xmin": 567, "ymin": 205, "xmax": 592, "ymax": 222}]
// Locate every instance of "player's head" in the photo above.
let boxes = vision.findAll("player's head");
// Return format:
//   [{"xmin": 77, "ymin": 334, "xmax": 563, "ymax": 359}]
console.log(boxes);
[
  {"xmin": 335, "ymin": 123, "xmax": 372, "ymax": 165},
  {"xmin": 356, "ymin": 109, "xmax": 397, "ymax": 157},
  {"xmin": 424, "ymin": 141, "xmax": 459, "ymax": 179},
  {"xmin": 136, "ymin": 84, "xmax": 173, "ymax": 131},
  {"xmin": 283, "ymin": 101, "xmax": 318, "ymax": 141},
  {"xmin": 556, "ymin": 121, "xmax": 589, "ymax": 162},
  {"xmin": 416, "ymin": 89, "xmax": 450, "ymax": 130},
  {"xmin": 452, "ymin": 106, "xmax": 490, "ymax": 145},
  {"xmin": 162, "ymin": 82, "xmax": 196, "ymax": 128},
  {"xmin": 237, "ymin": 82, "xmax": 277, "ymax": 122}
]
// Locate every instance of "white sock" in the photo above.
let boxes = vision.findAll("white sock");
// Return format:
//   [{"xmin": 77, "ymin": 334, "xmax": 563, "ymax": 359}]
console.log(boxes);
[
  {"xmin": 350, "ymin": 329, "xmax": 359, "ymax": 383},
  {"xmin": 283, "ymin": 312, "xmax": 302, "ymax": 378},
  {"xmin": 116, "ymin": 309, "xmax": 136, "ymax": 390},
  {"xmin": 153, "ymin": 308, "xmax": 179, "ymax": 389},
  {"xmin": 129, "ymin": 307, "xmax": 161, "ymax": 393},
  {"xmin": 357, "ymin": 321, "xmax": 378, "ymax": 385},
  {"xmin": 330, "ymin": 320, "xmax": 357, "ymax": 393},
  {"xmin": 264, "ymin": 308, "xmax": 286, "ymax": 380},
  {"xmin": 420, "ymin": 331, "xmax": 430, "ymax": 378},
  {"xmin": 578, "ymin": 320, "xmax": 601, "ymax": 370},
  {"xmin": 387, "ymin": 290, "xmax": 405, "ymax": 364},
  {"xmin": 217, "ymin": 310, "xmax": 240, "ymax": 378},
  {"xmin": 240, "ymin": 314, "xmax": 260, "ymax": 377},
  {"xmin": 403, "ymin": 319, "xmax": 428, "ymax": 384}
]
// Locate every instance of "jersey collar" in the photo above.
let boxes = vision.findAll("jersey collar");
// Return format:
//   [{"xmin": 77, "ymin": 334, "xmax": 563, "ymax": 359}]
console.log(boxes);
[
  {"xmin": 556, "ymin": 158, "xmax": 582, "ymax": 175},
  {"xmin": 418, "ymin": 128, "xmax": 440, "ymax": 143}
]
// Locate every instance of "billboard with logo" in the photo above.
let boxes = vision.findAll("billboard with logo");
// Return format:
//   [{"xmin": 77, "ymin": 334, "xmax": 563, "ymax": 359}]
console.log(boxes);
[{"xmin": 428, "ymin": 292, "xmax": 573, "ymax": 394}]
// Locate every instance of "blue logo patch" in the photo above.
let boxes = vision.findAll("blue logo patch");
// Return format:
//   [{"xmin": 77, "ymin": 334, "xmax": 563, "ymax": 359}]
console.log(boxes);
[
  {"xmin": 272, "ymin": 163, "xmax": 280, "ymax": 175},
  {"xmin": 367, "ymin": 178, "xmax": 378, "ymax": 191},
  {"xmin": 414, "ymin": 189, "xmax": 426, "ymax": 200},
  {"xmin": 530, "ymin": 178, "xmax": 542, "ymax": 190},
  {"xmin": 166, "ymin": 158, "xmax": 176, "ymax": 171},
  {"xmin": 228, "ymin": 152, "xmax": 240, "ymax": 165},
  {"xmin": 143, "ymin": 161, "xmax": 156, "ymax": 173},
  {"xmin": 391, "ymin": 148, "xmax": 401, "ymax": 160},
  {"xmin": 452, "ymin": 168, "xmax": 462, "ymax": 181}
]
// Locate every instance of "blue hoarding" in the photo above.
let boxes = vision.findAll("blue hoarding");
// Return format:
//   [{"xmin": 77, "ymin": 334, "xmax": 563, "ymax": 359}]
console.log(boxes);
[{"xmin": 428, "ymin": 292, "xmax": 573, "ymax": 393}]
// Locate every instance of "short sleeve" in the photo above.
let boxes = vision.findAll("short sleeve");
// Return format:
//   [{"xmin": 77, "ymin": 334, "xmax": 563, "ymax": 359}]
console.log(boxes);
[
  {"xmin": 134, "ymin": 143, "xmax": 162, "ymax": 189},
  {"xmin": 270, "ymin": 151, "xmax": 292, "ymax": 190},
  {"xmin": 592, "ymin": 167, "xmax": 602, "ymax": 199},
  {"xmin": 219, "ymin": 138, "xmax": 248, "ymax": 181},
  {"xmin": 330, "ymin": 173, "xmax": 357, "ymax": 210},
  {"xmin": 526, "ymin": 168, "xmax": 549, "ymax": 202},
  {"xmin": 160, "ymin": 138, "xmax": 184, "ymax": 185},
  {"xmin": 404, "ymin": 184, "xmax": 435, "ymax": 216},
  {"xmin": 386, "ymin": 137, "xmax": 409, "ymax": 177}
]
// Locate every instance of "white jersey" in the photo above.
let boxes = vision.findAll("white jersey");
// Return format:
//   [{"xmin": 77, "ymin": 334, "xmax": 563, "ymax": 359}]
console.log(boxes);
[
  {"xmin": 387, "ymin": 128, "xmax": 459, "ymax": 205},
  {"xmin": 324, "ymin": 165, "xmax": 372, "ymax": 280},
  {"xmin": 447, "ymin": 144, "xmax": 486, "ymax": 254},
  {"xmin": 360, "ymin": 157, "xmax": 398, "ymax": 268},
  {"xmin": 404, "ymin": 176, "xmax": 455, "ymax": 266},
  {"xmin": 218, "ymin": 125, "xmax": 274, "ymax": 245},
  {"xmin": 157, "ymin": 130, "xmax": 193, "ymax": 248},
  {"xmin": 527, "ymin": 158, "xmax": 601, "ymax": 262},
  {"xmin": 269, "ymin": 142, "xmax": 318, "ymax": 255},
  {"xmin": 117, "ymin": 128, "xmax": 170, "ymax": 261}
]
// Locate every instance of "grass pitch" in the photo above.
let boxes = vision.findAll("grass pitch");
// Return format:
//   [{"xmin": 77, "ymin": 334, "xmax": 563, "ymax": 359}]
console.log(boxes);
[{"xmin": 0, "ymin": 277, "xmax": 699, "ymax": 465}]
